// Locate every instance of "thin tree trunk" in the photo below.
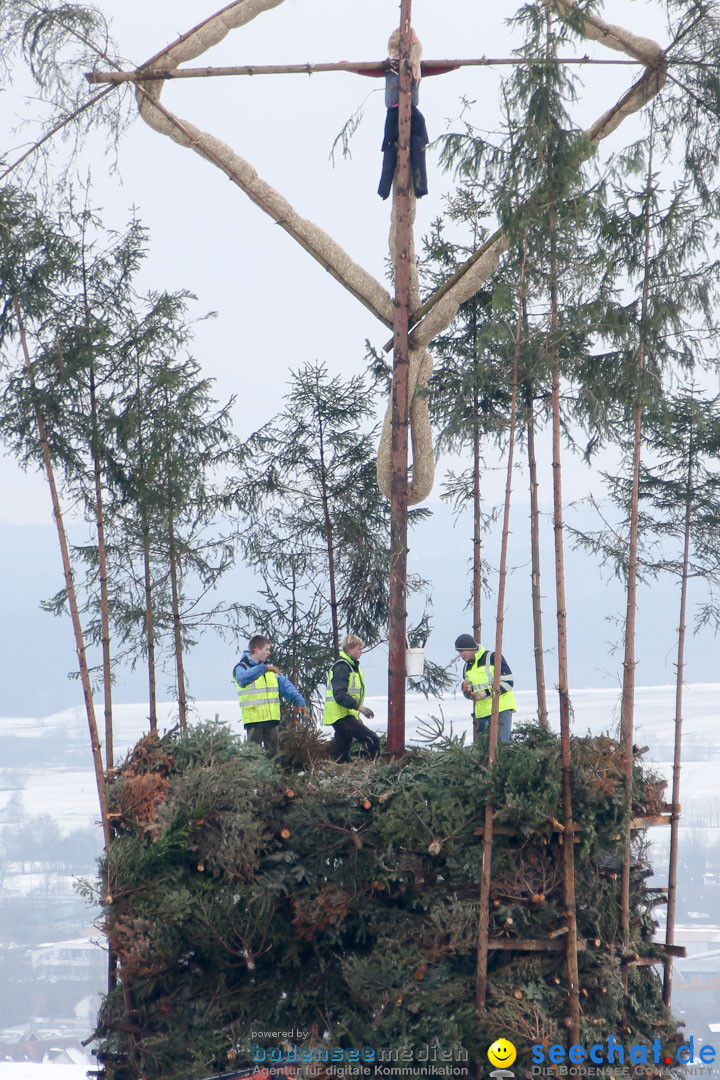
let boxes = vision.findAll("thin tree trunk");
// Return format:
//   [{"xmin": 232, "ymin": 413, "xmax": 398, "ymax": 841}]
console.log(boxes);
[
  {"xmin": 315, "ymin": 372, "xmax": 340, "ymax": 655},
  {"xmin": 79, "ymin": 228, "xmax": 114, "ymax": 771},
  {"xmin": 472, "ymin": 390, "xmax": 482, "ymax": 641},
  {"xmin": 471, "ymin": 286, "xmax": 482, "ymax": 642},
  {"xmin": 619, "ymin": 397, "xmax": 643, "ymax": 950},
  {"xmin": 620, "ymin": 119, "xmax": 654, "ymax": 990},
  {"xmin": 79, "ymin": 227, "xmax": 116, "ymax": 992},
  {"xmin": 13, "ymin": 297, "xmax": 111, "ymax": 850},
  {"xmin": 290, "ymin": 552, "xmax": 299, "ymax": 730},
  {"xmin": 543, "ymin": 12, "xmax": 580, "ymax": 1035},
  {"xmin": 135, "ymin": 364, "xmax": 158, "ymax": 732},
  {"xmin": 476, "ymin": 239, "xmax": 525, "ymax": 1010},
  {"xmin": 88, "ymin": 367, "xmax": 114, "ymax": 770},
  {"xmin": 549, "ymin": 227, "xmax": 581, "ymax": 1043},
  {"xmin": 90, "ymin": 366, "xmax": 118, "ymax": 997},
  {"xmin": 664, "ymin": 409, "xmax": 693, "ymax": 1006},
  {"xmin": 141, "ymin": 510, "xmax": 158, "ymax": 732},
  {"xmin": 290, "ymin": 553, "xmax": 299, "ymax": 688},
  {"xmin": 526, "ymin": 375, "xmax": 549, "ymax": 728},
  {"xmin": 167, "ymin": 498, "xmax": 188, "ymax": 731}
]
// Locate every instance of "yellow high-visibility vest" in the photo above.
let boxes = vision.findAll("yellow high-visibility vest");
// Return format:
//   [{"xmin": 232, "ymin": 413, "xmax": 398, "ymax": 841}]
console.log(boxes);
[
  {"xmin": 323, "ymin": 652, "xmax": 365, "ymax": 725},
  {"xmin": 465, "ymin": 648, "xmax": 517, "ymax": 719},
  {"xmin": 234, "ymin": 669, "xmax": 281, "ymax": 725}
]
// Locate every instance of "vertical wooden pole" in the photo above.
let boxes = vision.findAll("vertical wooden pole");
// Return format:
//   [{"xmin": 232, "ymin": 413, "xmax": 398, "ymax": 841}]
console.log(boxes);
[
  {"xmin": 471, "ymin": 291, "xmax": 482, "ymax": 643},
  {"xmin": 79, "ymin": 228, "xmax": 115, "ymax": 771},
  {"xmin": 664, "ymin": 402, "xmax": 693, "ymax": 1006},
  {"xmin": 620, "ymin": 115, "xmax": 654, "ymax": 1021},
  {"xmin": 13, "ymin": 297, "xmax": 111, "ymax": 851},
  {"xmin": 168, "ymin": 502, "xmax": 188, "ymax": 732},
  {"xmin": 476, "ymin": 240, "xmax": 525, "ymax": 1009},
  {"xmin": 543, "ymin": 11, "xmax": 580, "ymax": 1036},
  {"xmin": 549, "ymin": 228, "xmax": 581, "ymax": 1044},
  {"xmin": 89, "ymin": 366, "xmax": 114, "ymax": 768},
  {"xmin": 619, "ymin": 391, "xmax": 642, "ymax": 975},
  {"xmin": 525, "ymin": 371, "xmax": 548, "ymax": 729},
  {"xmin": 387, "ymin": 0, "xmax": 413, "ymax": 758},
  {"xmin": 472, "ymin": 408, "xmax": 482, "ymax": 643}
]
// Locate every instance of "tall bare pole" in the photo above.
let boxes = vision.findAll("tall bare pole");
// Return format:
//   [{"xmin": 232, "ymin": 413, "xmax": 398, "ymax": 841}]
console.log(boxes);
[
  {"xmin": 167, "ymin": 501, "xmax": 188, "ymax": 732},
  {"xmin": 525, "ymin": 372, "xmax": 548, "ymax": 728},
  {"xmin": 620, "ymin": 116, "xmax": 654, "ymax": 1002},
  {"xmin": 471, "ymin": 282, "xmax": 483, "ymax": 642},
  {"xmin": 543, "ymin": 12, "xmax": 580, "ymax": 1037},
  {"xmin": 476, "ymin": 239, "xmax": 526, "ymax": 1009},
  {"xmin": 472, "ymin": 402, "xmax": 483, "ymax": 643},
  {"xmin": 89, "ymin": 366, "xmax": 114, "ymax": 767},
  {"xmin": 664, "ymin": 408, "xmax": 693, "ymax": 1006},
  {"xmin": 13, "ymin": 298, "xmax": 111, "ymax": 850},
  {"xmin": 387, "ymin": 0, "xmax": 413, "ymax": 758},
  {"xmin": 315, "ymin": 368, "xmax": 340, "ymax": 656},
  {"xmin": 79, "ymin": 223, "xmax": 115, "ymax": 770},
  {"xmin": 549, "ymin": 280, "xmax": 581, "ymax": 1042}
]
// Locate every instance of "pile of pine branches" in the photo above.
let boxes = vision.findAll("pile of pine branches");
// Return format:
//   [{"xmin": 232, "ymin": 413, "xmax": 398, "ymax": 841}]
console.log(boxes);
[{"xmin": 93, "ymin": 721, "xmax": 679, "ymax": 1080}]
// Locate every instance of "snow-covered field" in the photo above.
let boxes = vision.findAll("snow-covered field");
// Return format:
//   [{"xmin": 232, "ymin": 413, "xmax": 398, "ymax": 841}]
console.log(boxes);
[
  {"xmin": 3, "ymin": 683, "xmax": 719, "ymax": 837},
  {"xmin": 0, "ymin": 1065, "xmax": 92, "ymax": 1080}
]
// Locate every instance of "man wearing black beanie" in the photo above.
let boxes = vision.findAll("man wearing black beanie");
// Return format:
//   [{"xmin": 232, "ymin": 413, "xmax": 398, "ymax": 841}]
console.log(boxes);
[{"xmin": 454, "ymin": 634, "xmax": 517, "ymax": 743}]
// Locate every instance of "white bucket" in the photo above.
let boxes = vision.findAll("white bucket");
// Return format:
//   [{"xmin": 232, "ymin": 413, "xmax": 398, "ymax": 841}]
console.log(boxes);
[{"xmin": 405, "ymin": 646, "xmax": 425, "ymax": 678}]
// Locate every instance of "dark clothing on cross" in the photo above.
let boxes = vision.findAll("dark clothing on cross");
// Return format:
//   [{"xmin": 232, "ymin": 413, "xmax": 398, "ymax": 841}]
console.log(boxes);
[
  {"xmin": 378, "ymin": 104, "xmax": 429, "ymax": 199},
  {"xmin": 343, "ymin": 60, "xmax": 458, "ymax": 199}
]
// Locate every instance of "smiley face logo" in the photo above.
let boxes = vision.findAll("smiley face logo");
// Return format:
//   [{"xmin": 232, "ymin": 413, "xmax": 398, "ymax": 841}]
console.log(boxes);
[{"xmin": 488, "ymin": 1039, "xmax": 517, "ymax": 1069}]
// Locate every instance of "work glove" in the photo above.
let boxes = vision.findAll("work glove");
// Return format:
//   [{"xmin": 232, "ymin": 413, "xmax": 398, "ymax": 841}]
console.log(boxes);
[
  {"xmin": 297, "ymin": 705, "xmax": 309, "ymax": 716},
  {"xmin": 471, "ymin": 689, "xmax": 490, "ymax": 702},
  {"xmin": 266, "ymin": 663, "xmax": 282, "ymax": 675},
  {"xmin": 359, "ymin": 705, "xmax": 375, "ymax": 720}
]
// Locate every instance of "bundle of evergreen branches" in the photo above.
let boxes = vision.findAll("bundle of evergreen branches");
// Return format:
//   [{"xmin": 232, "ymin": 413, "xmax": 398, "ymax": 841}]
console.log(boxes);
[{"xmin": 92, "ymin": 722, "xmax": 679, "ymax": 1080}]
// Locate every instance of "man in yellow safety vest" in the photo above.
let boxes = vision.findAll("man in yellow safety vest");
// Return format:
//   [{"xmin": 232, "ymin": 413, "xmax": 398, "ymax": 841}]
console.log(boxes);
[
  {"xmin": 233, "ymin": 634, "xmax": 307, "ymax": 755},
  {"xmin": 454, "ymin": 633, "xmax": 517, "ymax": 744},
  {"xmin": 323, "ymin": 634, "xmax": 380, "ymax": 763}
]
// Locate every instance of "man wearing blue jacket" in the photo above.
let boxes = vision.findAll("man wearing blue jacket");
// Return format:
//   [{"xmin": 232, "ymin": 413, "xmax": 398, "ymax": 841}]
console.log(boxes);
[{"xmin": 232, "ymin": 634, "xmax": 307, "ymax": 755}]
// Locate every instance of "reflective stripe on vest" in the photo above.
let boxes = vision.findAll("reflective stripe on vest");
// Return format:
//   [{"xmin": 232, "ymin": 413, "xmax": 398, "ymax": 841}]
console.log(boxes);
[
  {"xmin": 323, "ymin": 652, "xmax": 365, "ymax": 726},
  {"xmin": 465, "ymin": 648, "xmax": 517, "ymax": 719},
  {"xmin": 234, "ymin": 670, "xmax": 281, "ymax": 725}
]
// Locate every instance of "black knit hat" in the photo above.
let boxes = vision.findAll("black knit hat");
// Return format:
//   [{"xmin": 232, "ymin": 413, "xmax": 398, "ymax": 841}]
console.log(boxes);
[{"xmin": 454, "ymin": 633, "xmax": 478, "ymax": 651}]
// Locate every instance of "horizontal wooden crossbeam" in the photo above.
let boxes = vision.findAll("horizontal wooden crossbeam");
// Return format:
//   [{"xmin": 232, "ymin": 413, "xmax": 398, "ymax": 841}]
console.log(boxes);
[
  {"xmin": 488, "ymin": 937, "xmax": 587, "ymax": 952},
  {"xmin": 84, "ymin": 54, "xmax": 671, "ymax": 84},
  {"xmin": 626, "ymin": 945, "xmax": 687, "ymax": 966},
  {"xmin": 488, "ymin": 938, "xmax": 685, "ymax": 960},
  {"xmin": 631, "ymin": 814, "xmax": 672, "ymax": 828}
]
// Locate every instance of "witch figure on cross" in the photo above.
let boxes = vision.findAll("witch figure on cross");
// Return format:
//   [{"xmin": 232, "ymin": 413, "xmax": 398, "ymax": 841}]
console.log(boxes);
[{"xmin": 344, "ymin": 29, "xmax": 458, "ymax": 200}]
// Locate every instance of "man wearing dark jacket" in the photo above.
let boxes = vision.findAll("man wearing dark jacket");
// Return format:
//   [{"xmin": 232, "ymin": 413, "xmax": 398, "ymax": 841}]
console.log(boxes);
[
  {"xmin": 233, "ymin": 634, "xmax": 306, "ymax": 755},
  {"xmin": 323, "ymin": 634, "xmax": 380, "ymax": 763}
]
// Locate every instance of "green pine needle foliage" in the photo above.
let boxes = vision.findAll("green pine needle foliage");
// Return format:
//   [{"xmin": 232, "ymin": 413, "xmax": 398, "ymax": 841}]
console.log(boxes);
[{"xmin": 94, "ymin": 723, "xmax": 679, "ymax": 1080}]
